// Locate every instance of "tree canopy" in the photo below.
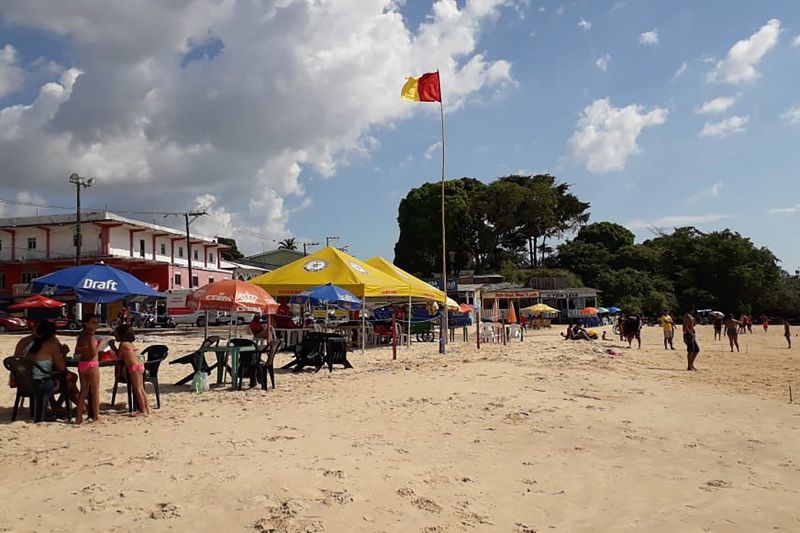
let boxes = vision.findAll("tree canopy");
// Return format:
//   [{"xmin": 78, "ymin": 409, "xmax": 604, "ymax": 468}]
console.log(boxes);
[{"xmin": 394, "ymin": 174, "xmax": 588, "ymax": 276}]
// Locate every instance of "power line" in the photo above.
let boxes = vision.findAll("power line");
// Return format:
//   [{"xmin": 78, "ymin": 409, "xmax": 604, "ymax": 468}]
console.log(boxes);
[{"xmin": 0, "ymin": 196, "xmax": 281, "ymax": 245}]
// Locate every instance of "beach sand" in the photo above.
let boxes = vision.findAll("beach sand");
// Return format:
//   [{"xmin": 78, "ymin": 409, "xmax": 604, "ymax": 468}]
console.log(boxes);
[{"xmin": 0, "ymin": 325, "xmax": 798, "ymax": 532}]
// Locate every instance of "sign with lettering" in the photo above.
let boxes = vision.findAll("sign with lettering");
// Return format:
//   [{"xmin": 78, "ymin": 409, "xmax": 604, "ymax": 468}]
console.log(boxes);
[
  {"xmin": 427, "ymin": 279, "xmax": 458, "ymax": 291},
  {"xmin": 82, "ymin": 278, "xmax": 119, "ymax": 291},
  {"xmin": 482, "ymin": 290, "xmax": 539, "ymax": 299}
]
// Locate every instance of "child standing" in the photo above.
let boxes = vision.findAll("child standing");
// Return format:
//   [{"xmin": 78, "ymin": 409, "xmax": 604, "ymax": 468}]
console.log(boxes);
[
  {"xmin": 75, "ymin": 314, "xmax": 102, "ymax": 424},
  {"xmin": 113, "ymin": 325, "xmax": 149, "ymax": 416}
]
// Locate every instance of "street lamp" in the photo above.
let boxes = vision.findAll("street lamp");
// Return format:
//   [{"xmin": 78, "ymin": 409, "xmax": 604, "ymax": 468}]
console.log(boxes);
[{"xmin": 68, "ymin": 173, "xmax": 96, "ymax": 265}]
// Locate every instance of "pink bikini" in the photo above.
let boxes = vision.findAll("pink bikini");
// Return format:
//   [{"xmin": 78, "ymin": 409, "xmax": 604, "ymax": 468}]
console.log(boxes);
[{"xmin": 76, "ymin": 340, "xmax": 101, "ymax": 373}]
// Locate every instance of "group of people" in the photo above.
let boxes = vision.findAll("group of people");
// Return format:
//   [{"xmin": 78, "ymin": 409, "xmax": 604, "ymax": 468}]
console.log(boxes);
[{"xmin": 13, "ymin": 315, "xmax": 150, "ymax": 423}]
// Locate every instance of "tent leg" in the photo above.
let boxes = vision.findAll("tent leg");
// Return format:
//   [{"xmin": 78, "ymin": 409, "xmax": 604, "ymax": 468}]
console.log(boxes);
[
  {"xmin": 407, "ymin": 296, "xmax": 412, "ymax": 349},
  {"xmin": 361, "ymin": 298, "xmax": 365, "ymax": 354}
]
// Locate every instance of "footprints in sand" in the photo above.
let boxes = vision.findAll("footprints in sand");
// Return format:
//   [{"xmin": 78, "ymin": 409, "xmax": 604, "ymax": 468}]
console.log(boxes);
[
  {"xmin": 150, "ymin": 502, "xmax": 182, "ymax": 520},
  {"xmin": 252, "ymin": 499, "xmax": 324, "ymax": 533},
  {"xmin": 701, "ymin": 479, "xmax": 732, "ymax": 491}
]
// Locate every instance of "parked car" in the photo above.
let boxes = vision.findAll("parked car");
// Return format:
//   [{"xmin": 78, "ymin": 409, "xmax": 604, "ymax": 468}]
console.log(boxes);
[
  {"xmin": 0, "ymin": 313, "xmax": 29, "ymax": 332},
  {"xmin": 170, "ymin": 310, "xmax": 230, "ymax": 327}
]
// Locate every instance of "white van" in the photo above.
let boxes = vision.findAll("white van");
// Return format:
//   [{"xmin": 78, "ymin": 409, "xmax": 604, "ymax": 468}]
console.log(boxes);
[
  {"xmin": 165, "ymin": 289, "xmax": 231, "ymax": 327},
  {"xmin": 170, "ymin": 310, "xmax": 231, "ymax": 327}
]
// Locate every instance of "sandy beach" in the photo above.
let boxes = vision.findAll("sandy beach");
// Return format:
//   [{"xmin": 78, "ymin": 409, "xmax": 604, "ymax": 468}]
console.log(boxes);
[{"xmin": 1, "ymin": 325, "xmax": 799, "ymax": 532}]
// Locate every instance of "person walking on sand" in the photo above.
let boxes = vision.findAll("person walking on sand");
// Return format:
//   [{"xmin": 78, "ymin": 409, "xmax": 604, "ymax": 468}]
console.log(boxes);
[
  {"xmin": 660, "ymin": 311, "xmax": 676, "ymax": 350},
  {"xmin": 761, "ymin": 315, "xmax": 769, "ymax": 333},
  {"xmin": 725, "ymin": 313, "xmax": 741, "ymax": 353},
  {"xmin": 712, "ymin": 315, "xmax": 723, "ymax": 341},
  {"xmin": 682, "ymin": 311, "xmax": 700, "ymax": 371},
  {"xmin": 625, "ymin": 311, "xmax": 642, "ymax": 349},
  {"xmin": 75, "ymin": 314, "xmax": 102, "ymax": 424},
  {"xmin": 745, "ymin": 314, "xmax": 753, "ymax": 334},
  {"xmin": 783, "ymin": 318, "xmax": 791, "ymax": 349}
]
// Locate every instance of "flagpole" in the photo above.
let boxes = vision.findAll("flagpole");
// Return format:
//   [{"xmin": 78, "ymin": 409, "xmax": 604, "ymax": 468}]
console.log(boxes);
[{"xmin": 438, "ymin": 70, "xmax": 448, "ymax": 355}]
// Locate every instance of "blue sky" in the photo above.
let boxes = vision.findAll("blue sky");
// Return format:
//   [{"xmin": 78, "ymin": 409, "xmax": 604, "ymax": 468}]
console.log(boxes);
[{"xmin": 0, "ymin": 1, "xmax": 799, "ymax": 272}]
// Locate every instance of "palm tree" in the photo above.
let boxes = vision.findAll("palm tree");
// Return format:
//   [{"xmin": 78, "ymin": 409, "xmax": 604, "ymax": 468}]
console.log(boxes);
[{"xmin": 277, "ymin": 237, "xmax": 298, "ymax": 251}]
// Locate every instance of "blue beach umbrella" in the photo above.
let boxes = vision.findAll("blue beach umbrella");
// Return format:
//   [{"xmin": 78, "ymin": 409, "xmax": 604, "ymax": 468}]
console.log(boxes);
[
  {"xmin": 290, "ymin": 283, "xmax": 361, "ymax": 310},
  {"xmin": 32, "ymin": 263, "xmax": 161, "ymax": 303},
  {"xmin": 606, "ymin": 306, "xmax": 621, "ymax": 314},
  {"xmin": 597, "ymin": 307, "xmax": 610, "ymax": 314}
]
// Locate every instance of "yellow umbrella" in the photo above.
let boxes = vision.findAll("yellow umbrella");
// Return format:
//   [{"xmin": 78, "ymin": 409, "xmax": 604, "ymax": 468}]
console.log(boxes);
[
  {"xmin": 249, "ymin": 247, "xmax": 410, "ymax": 298},
  {"xmin": 522, "ymin": 303, "xmax": 559, "ymax": 314}
]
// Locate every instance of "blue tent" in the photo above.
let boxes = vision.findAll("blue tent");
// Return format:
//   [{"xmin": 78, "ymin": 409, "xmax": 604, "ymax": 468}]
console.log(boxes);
[
  {"xmin": 290, "ymin": 283, "xmax": 361, "ymax": 310},
  {"xmin": 32, "ymin": 264, "xmax": 161, "ymax": 304}
]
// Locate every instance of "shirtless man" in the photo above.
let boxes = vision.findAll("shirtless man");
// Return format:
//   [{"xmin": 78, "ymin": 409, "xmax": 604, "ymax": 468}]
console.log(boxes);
[{"xmin": 682, "ymin": 311, "xmax": 700, "ymax": 371}]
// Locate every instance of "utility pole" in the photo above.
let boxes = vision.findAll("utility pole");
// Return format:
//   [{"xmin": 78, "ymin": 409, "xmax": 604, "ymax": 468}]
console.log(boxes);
[
  {"xmin": 302, "ymin": 241, "xmax": 320, "ymax": 256},
  {"xmin": 68, "ymin": 173, "xmax": 96, "ymax": 265},
  {"xmin": 184, "ymin": 211, "xmax": 206, "ymax": 288},
  {"xmin": 325, "ymin": 235, "xmax": 339, "ymax": 247}
]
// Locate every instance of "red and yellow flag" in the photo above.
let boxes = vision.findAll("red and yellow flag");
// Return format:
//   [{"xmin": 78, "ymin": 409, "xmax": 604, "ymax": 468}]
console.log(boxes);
[{"xmin": 401, "ymin": 71, "xmax": 441, "ymax": 102}]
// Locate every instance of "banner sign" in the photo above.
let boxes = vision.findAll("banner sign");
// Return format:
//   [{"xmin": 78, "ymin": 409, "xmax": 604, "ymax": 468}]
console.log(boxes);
[{"xmin": 482, "ymin": 290, "xmax": 539, "ymax": 299}]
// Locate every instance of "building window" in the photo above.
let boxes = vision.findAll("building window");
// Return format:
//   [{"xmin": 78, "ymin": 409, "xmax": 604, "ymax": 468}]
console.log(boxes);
[
  {"xmin": 139, "ymin": 239, "xmax": 146, "ymax": 258},
  {"xmin": 208, "ymin": 277, "xmax": 214, "ymax": 284},
  {"xmin": 0, "ymin": 272, "xmax": 5, "ymax": 289},
  {"xmin": 209, "ymin": 253, "xmax": 214, "ymax": 263},
  {"xmin": 192, "ymin": 275, "xmax": 199, "ymax": 287},
  {"xmin": 193, "ymin": 249, "xmax": 198, "ymax": 261},
  {"xmin": 174, "ymin": 273, "xmax": 182, "ymax": 286},
  {"xmin": 21, "ymin": 272, "xmax": 39, "ymax": 284},
  {"xmin": 0, "ymin": 239, "xmax": 3, "ymax": 251},
  {"xmin": 160, "ymin": 243, "xmax": 166, "ymax": 255},
  {"xmin": 178, "ymin": 246, "xmax": 184, "ymax": 258},
  {"xmin": 27, "ymin": 237, "xmax": 37, "ymax": 250}
]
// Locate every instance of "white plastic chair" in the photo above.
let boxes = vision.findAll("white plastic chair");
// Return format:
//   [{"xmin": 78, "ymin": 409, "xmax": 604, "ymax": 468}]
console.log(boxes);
[
  {"xmin": 506, "ymin": 324, "xmax": 523, "ymax": 342},
  {"xmin": 480, "ymin": 323, "xmax": 498, "ymax": 343}
]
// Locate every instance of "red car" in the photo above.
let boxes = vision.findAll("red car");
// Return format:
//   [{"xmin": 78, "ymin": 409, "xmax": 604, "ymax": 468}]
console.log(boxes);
[{"xmin": 0, "ymin": 313, "xmax": 29, "ymax": 332}]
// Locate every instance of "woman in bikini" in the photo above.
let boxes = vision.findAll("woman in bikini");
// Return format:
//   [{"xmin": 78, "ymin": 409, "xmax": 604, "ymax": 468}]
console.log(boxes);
[
  {"xmin": 113, "ymin": 324, "xmax": 149, "ymax": 416},
  {"xmin": 725, "ymin": 313, "xmax": 741, "ymax": 353},
  {"xmin": 75, "ymin": 314, "xmax": 102, "ymax": 424}
]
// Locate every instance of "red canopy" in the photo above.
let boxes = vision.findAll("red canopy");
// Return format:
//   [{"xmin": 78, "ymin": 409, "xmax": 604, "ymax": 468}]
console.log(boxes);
[{"xmin": 8, "ymin": 294, "xmax": 66, "ymax": 310}]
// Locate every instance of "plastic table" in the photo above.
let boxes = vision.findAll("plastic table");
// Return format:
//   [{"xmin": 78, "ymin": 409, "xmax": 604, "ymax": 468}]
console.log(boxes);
[{"xmin": 199, "ymin": 344, "xmax": 256, "ymax": 390}]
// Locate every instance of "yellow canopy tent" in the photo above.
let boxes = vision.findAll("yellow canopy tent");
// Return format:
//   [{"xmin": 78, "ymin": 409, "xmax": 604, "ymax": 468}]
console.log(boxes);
[
  {"xmin": 365, "ymin": 256, "xmax": 446, "ymax": 302},
  {"xmin": 248, "ymin": 247, "xmax": 410, "ymax": 299}
]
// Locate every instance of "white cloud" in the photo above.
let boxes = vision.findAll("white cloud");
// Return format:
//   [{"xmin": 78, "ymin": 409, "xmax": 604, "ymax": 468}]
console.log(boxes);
[
  {"xmin": 0, "ymin": 44, "xmax": 24, "ymax": 98},
  {"xmin": 567, "ymin": 98, "xmax": 668, "ymax": 173},
  {"xmin": 0, "ymin": 191, "xmax": 49, "ymax": 218},
  {"xmin": 0, "ymin": 0, "xmax": 520, "ymax": 253},
  {"xmin": 595, "ymin": 53, "xmax": 611, "ymax": 72},
  {"xmin": 424, "ymin": 141, "xmax": 442, "ymax": 160},
  {"xmin": 707, "ymin": 19, "xmax": 781, "ymax": 84},
  {"xmin": 639, "ymin": 30, "xmax": 658, "ymax": 46},
  {"xmin": 781, "ymin": 106, "xmax": 800, "ymax": 125},
  {"xmin": 793, "ymin": 35, "xmax": 800, "ymax": 47},
  {"xmin": 769, "ymin": 205, "xmax": 800, "ymax": 214},
  {"xmin": 626, "ymin": 214, "xmax": 731, "ymax": 230},
  {"xmin": 686, "ymin": 180, "xmax": 723, "ymax": 203},
  {"xmin": 577, "ymin": 18, "xmax": 591, "ymax": 30},
  {"xmin": 694, "ymin": 96, "xmax": 737, "ymax": 115},
  {"xmin": 673, "ymin": 62, "xmax": 688, "ymax": 79},
  {"xmin": 698, "ymin": 115, "xmax": 749, "ymax": 138}
]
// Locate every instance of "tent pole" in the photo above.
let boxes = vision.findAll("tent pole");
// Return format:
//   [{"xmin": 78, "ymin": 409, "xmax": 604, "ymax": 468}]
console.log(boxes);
[
  {"xmin": 361, "ymin": 298, "xmax": 366, "ymax": 354},
  {"xmin": 407, "ymin": 296, "xmax": 412, "ymax": 349}
]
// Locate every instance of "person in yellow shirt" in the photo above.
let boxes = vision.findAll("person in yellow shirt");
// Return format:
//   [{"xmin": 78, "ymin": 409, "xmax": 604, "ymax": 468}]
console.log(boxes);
[{"xmin": 660, "ymin": 311, "xmax": 676, "ymax": 350}]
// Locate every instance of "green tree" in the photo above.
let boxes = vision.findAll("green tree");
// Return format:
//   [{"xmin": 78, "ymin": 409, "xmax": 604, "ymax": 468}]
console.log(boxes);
[
  {"xmin": 555, "ymin": 240, "xmax": 612, "ymax": 287},
  {"xmin": 217, "ymin": 237, "xmax": 244, "ymax": 261},
  {"xmin": 574, "ymin": 222, "xmax": 634, "ymax": 253},
  {"xmin": 277, "ymin": 238, "xmax": 297, "ymax": 251},
  {"xmin": 394, "ymin": 178, "xmax": 487, "ymax": 277}
]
